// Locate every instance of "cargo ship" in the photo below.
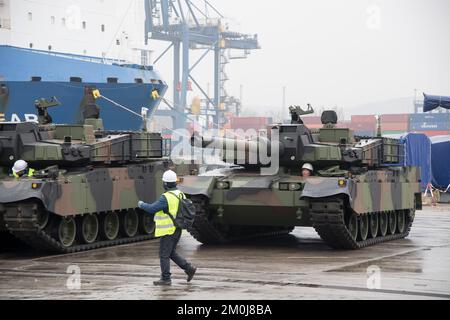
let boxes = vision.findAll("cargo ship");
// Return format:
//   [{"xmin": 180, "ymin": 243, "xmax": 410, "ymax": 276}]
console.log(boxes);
[{"xmin": 0, "ymin": 0, "xmax": 167, "ymax": 130}]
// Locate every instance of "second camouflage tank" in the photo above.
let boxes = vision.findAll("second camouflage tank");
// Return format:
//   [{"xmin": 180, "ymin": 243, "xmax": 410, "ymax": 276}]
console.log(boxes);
[{"xmin": 179, "ymin": 106, "xmax": 422, "ymax": 249}]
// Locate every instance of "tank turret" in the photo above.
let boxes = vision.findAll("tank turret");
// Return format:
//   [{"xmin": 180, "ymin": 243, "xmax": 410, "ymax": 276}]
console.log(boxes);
[{"xmin": 192, "ymin": 106, "xmax": 403, "ymax": 172}]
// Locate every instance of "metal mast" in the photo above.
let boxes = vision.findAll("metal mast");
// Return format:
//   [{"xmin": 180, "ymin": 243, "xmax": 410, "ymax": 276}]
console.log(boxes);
[{"xmin": 145, "ymin": 0, "xmax": 260, "ymax": 130}]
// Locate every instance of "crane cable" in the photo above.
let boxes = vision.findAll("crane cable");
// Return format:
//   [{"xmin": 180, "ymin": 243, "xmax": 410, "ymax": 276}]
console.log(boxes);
[{"xmin": 92, "ymin": 90, "xmax": 191, "ymax": 139}]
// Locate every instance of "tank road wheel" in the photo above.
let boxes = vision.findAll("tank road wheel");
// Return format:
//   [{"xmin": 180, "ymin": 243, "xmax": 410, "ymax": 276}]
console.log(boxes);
[
  {"xmin": 79, "ymin": 215, "xmax": 99, "ymax": 244},
  {"xmin": 36, "ymin": 210, "xmax": 50, "ymax": 230},
  {"xmin": 388, "ymin": 211, "xmax": 397, "ymax": 235},
  {"xmin": 139, "ymin": 211, "xmax": 155, "ymax": 236},
  {"xmin": 379, "ymin": 212, "xmax": 388, "ymax": 237},
  {"xmin": 369, "ymin": 213, "xmax": 379, "ymax": 239},
  {"xmin": 120, "ymin": 210, "xmax": 139, "ymax": 238},
  {"xmin": 397, "ymin": 211, "xmax": 406, "ymax": 234},
  {"xmin": 58, "ymin": 218, "xmax": 77, "ymax": 248},
  {"xmin": 358, "ymin": 215, "xmax": 369, "ymax": 241},
  {"xmin": 100, "ymin": 212, "xmax": 120, "ymax": 241},
  {"xmin": 346, "ymin": 213, "xmax": 359, "ymax": 241}
]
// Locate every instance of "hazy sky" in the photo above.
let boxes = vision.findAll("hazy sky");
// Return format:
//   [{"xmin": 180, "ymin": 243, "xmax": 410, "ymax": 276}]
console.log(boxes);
[{"xmin": 150, "ymin": 0, "xmax": 450, "ymax": 117}]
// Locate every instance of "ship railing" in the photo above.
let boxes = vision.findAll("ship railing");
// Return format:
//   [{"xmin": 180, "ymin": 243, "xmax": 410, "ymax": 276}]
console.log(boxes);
[{"xmin": 4, "ymin": 45, "xmax": 129, "ymax": 66}]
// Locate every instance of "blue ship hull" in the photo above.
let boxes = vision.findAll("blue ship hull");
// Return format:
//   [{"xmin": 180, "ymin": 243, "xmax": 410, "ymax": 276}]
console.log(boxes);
[{"xmin": 0, "ymin": 46, "xmax": 168, "ymax": 130}]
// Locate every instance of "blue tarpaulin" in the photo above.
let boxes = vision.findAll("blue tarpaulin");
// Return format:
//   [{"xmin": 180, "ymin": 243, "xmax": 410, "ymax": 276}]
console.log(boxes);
[
  {"xmin": 386, "ymin": 133, "xmax": 432, "ymax": 191},
  {"xmin": 401, "ymin": 133, "xmax": 432, "ymax": 191},
  {"xmin": 423, "ymin": 93, "xmax": 450, "ymax": 112},
  {"xmin": 430, "ymin": 135, "xmax": 450, "ymax": 189}
]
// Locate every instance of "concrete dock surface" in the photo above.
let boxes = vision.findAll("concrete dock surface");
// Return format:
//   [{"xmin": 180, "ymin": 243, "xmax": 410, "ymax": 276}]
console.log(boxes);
[{"xmin": 0, "ymin": 205, "xmax": 449, "ymax": 300}]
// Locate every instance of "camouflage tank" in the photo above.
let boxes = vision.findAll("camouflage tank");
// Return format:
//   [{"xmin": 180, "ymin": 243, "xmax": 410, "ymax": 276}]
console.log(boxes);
[
  {"xmin": 0, "ymin": 88, "xmax": 197, "ymax": 253},
  {"xmin": 179, "ymin": 106, "xmax": 422, "ymax": 249}
]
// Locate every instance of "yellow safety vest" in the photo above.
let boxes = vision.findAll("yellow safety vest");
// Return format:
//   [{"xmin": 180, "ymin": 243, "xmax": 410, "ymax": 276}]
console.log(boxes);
[
  {"xmin": 154, "ymin": 190, "xmax": 185, "ymax": 238},
  {"xmin": 13, "ymin": 168, "xmax": 35, "ymax": 179}
]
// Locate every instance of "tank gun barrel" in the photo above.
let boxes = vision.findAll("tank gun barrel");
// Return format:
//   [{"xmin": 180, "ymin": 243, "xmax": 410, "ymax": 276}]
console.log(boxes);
[{"xmin": 192, "ymin": 133, "xmax": 276, "ymax": 167}]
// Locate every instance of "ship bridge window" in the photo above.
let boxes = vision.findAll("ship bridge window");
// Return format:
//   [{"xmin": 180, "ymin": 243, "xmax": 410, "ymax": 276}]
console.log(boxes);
[
  {"xmin": 29, "ymin": 43, "xmax": 33, "ymax": 48},
  {"xmin": 82, "ymin": 21, "xmax": 86, "ymax": 29},
  {"xmin": 101, "ymin": 24, "xmax": 105, "ymax": 32},
  {"xmin": 135, "ymin": 78, "xmax": 143, "ymax": 84},
  {"xmin": 70, "ymin": 77, "xmax": 82, "ymax": 83},
  {"xmin": 48, "ymin": 45, "xmax": 52, "ymax": 51},
  {"xmin": 107, "ymin": 78, "xmax": 118, "ymax": 84}
]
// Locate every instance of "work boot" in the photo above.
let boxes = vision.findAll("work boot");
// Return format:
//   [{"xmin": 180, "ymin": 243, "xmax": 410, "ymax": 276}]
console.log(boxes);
[
  {"xmin": 153, "ymin": 279, "xmax": 172, "ymax": 286},
  {"xmin": 185, "ymin": 266, "xmax": 197, "ymax": 283}
]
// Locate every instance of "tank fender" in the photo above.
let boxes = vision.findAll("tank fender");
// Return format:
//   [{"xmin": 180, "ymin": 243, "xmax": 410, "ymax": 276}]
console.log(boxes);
[
  {"xmin": 0, "ymin": 180, "xmax": 59, "ymax": 211},
  {"xmin": 178, "ymin": 176, "xmax": 216, "ymax": 198},
  {"xmin": 300, "ymin": 177, "xmax": 354, "ymax": 204}
]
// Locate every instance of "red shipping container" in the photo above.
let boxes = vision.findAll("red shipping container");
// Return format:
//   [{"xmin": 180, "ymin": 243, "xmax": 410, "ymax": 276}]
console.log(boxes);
[
  {"xmin": 350, "ymin": 123, "xmax": 376, "ymax": 131},
  {"xmin": 303, "ymin": 116, "xmax": 322, "ymax": 125},
  {"xmin": 337, "ymin": 121, "xmax": 352, "ymax": 128},
  {"xmin": 351, "ymin": 115, "xmax": 376, "ymax": 123},
  {"xmin": 306, "ymin": 124, "xmax": 323, "ymax": 129},
  {"xmin": 230, "ymin": 117, "xmax": 271, "ymax": 130},
  {"xmin": 380, "ymin": 114, "xmax": 410, "ymax": 123},
  {"xmin": 381, "ymin": 122, "xmax": 409, "ymax": 131}
]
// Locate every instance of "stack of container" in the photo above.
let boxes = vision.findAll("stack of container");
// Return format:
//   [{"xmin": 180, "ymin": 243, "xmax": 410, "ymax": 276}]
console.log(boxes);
[
  {"xmin": 230, "ymin": 117, "xmax": 273, "ymax": 131},
  {"xmin": 380, "ymin": 114, "xmax": 409, "ymax": 136},
  {"xmin": 302, "ymin": 116, "xmax": 322, "ymax": 129},
  {"xmin": 409, "ymin": 113, "xmax": 450, "ymax": 137},
  {"xmin": 351, "ymin": 115, "xmax": 376, "ymax": 136}
]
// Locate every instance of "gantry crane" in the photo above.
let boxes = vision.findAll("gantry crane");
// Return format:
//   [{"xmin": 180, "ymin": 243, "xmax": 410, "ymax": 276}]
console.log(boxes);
[{"xmin": 145, "ymin": 0, "xmax": 260, "ymax": 130}]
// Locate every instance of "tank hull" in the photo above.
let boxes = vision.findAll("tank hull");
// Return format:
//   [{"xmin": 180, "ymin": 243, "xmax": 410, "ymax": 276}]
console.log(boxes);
[
  {"xmin": 179, "ymin": 167, "xmax": 422, "ymax": 249},
  {"xmin": 0, "ymin": 161, "xmax": 173, "ymax": 253}
]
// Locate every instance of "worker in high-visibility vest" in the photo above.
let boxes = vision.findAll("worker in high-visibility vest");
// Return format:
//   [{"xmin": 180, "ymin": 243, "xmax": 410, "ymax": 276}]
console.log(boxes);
[
  {"xmin": 138, "ymin": 170, "xmax": 197, "ymax": 286},
  {"xmin": 12, "ymin": 160, "xmax": 35, "ymax": 179}
]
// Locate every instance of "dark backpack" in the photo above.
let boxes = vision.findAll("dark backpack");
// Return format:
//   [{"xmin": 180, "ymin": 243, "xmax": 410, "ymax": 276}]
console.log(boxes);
[{"xmin": 166, "ymin": 192, "xmax": 196, "ymax": 230}]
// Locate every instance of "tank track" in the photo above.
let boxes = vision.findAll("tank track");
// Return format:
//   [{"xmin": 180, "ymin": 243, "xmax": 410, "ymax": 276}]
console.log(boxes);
[
  {"xmin": 3, "ymin": 202, "xmax": 155, "ymax": 254},
  {"xmin": 187, "ymin": 196, "xmax": 294, "ymax": 245},
  {"xmin": 309, "ymin": 197, "xmax": 414, "ymax": 250}
]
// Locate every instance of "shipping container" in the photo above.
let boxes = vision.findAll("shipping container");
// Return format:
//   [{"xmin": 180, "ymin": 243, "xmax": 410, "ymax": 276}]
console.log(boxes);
[
  {"xmin": 306, "ymin": 124, "xmax": 323, "ymax": 130},
  {"xmin": 230, "ymin": 117, "xmax": 272, "ymax": 131},
  {"xmin": 415, "ymin": 131, "xmax": 450, "ymax": 137},
  {"xmin": 380, "ymin": 114, "xmax": 410, "ymax": 123},
  {"xmin": 409, "ymin": 121, "xmax": 450, "ymax": 131},
  {"xmin": 302, "ymin": 116, "xmax": 322, "ymax": 125},
  {"xmin": 381, "ymin": 122, "xmax": 409, "ymax": 131},
  {"xmin": 351, "ymin": 115, "xmax": 376, "ymax": 123},
  {"xmin": 409, "ymin": 113, "xmax": 450, "ymax": 131},
  {"xmin": 409, "ymin": 113, "xmax": 450, "ymax": 123},
  {"xmin": 350, "ymin": 123, "xmax": 376, "ymax": 131}
]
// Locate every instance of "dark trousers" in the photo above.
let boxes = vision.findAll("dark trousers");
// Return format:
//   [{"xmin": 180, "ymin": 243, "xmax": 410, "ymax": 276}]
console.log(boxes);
[{"xmin": 159, "ymin": 228, "xmax": 190, "ymax": 281}]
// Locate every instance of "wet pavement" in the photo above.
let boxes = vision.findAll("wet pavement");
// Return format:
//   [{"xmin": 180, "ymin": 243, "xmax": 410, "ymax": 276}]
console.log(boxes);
[{"xmin": 0, "ymin": 205, "xmax": 449, "ymax": 300}]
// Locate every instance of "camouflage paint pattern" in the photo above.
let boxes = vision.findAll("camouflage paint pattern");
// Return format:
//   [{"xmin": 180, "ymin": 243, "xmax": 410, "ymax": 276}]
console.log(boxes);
[
  {"xmin": 179, "ymin": 166, "xmax": 421, "ymax": 227},
  {"xmin": 0, "ymin": 162, "xmax": 169, "ymax": 217}
]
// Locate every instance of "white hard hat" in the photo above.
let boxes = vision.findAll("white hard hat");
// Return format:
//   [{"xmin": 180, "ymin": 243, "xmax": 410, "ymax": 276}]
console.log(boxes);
[
  {"xmin": 13, "ymin": 160, "xmax": 28, "ymax": 173},
  {"xmin": 162, "ymin": 170, "xmax": 178, "ymax": 183},
  {"xmin": 302, "ymin": 163, "xmax": 314, "ymax": 172}
]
